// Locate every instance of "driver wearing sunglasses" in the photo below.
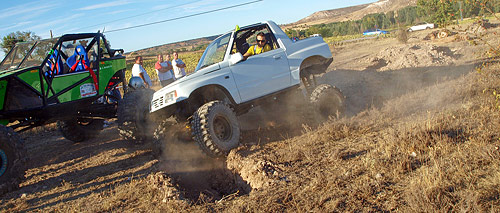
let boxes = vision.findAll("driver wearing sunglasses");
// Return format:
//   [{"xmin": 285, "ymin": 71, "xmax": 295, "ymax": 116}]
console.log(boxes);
[{"xmin": 243, "ymin": 32, "xmax": 271, "ymax": 60}]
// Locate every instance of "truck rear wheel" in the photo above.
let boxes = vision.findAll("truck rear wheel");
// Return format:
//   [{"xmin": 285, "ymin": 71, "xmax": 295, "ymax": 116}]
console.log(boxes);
[
  {"xmin": 191, "ymin": 101, "xmax": 240, "ymax": 158},
  {"xmin": 57, "ymin": 118, "xmax": 104, "ymax": 142},
  {"xmin": 0, "ymin": 125, "xmax": 26, "ymax": 195},
  {"xmin": 310, "ymin": 84, "xmax": 345, "ymax": 122},
  {"xmin": 117, "ymin": 88, "xmax": 155, "ymax": 142}
]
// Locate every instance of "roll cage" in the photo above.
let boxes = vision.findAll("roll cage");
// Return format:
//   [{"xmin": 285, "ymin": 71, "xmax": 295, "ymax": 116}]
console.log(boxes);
[{"xmin": 0, "ymin": 33, "xmax": 126, "ymax": 131}]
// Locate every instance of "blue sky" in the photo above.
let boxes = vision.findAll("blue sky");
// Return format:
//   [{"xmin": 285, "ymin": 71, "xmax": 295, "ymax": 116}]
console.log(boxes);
[{"xmin": 0, "ymin": 0, "xmax": 376, "ymax": 58}]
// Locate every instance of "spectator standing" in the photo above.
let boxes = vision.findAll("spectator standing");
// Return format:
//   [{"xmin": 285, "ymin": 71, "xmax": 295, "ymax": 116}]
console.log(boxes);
[
  {"xmin": 131, "ymin": 56, "xmax": 152, "ymax": 88},
  {"xmin": 172, "ymin": 52, "xmax": 186, "ymax": 80},
  {"xmin": 155, "ymin": 54, "xmax": 175, "ymax": 87}
]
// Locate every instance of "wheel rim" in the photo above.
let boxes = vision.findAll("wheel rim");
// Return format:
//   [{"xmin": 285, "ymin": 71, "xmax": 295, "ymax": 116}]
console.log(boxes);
[
  {"xmin": 213, "ymin": 115, "xmax": 232, "ymax": 141},
  {"xmin": 0, "ymin": 149, "xmax": 7, "ymax": 177}
]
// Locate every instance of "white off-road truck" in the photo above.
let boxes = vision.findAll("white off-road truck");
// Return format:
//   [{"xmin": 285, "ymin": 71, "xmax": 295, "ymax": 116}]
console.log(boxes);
[{"xmin": 118, "ymin": 21, "xmax": 345, "ymax": 157}]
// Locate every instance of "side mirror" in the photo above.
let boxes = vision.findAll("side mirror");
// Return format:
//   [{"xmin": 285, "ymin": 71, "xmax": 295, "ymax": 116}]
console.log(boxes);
[{"xmin": 229, "ymin": 52, "xmax": 243, "ymax": 65}]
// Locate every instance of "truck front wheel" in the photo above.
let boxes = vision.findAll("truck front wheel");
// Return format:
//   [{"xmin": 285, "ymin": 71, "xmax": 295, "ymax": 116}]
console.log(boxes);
[
  {"xmin": 310, "ymin": 84, "xmax": 345, "ymax": 122},
  {"xmin": 191, "ymin": 101, "xmax": 240, "ymax": 158},
  {"xmin": 0, "ymin": 125, "xmax": 26, "ymax": 195}
]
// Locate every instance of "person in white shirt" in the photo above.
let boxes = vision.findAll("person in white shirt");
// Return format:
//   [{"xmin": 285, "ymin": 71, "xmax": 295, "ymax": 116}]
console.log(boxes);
[
  {"xmin": 172, "ymin": 52, "xmax": 186, "ymax": 80},
  {"xmin": 131, "ymin": 56, "xmax": 152, "ymax": 88},
  {"xmin": 155, "ymin": 54, "xmax": 175, "ymax": 87}
]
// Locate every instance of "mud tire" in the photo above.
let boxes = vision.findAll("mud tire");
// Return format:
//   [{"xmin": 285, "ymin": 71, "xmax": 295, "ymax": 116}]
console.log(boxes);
[
  {"xmin": 57, "ymin": 118, "xmax": 104, "ymax": 142},
  {"xmin": 0, "ymin": 125, "xmax": 27, "ymax": 195},
  {"xmin": 117, "ymin": 88, "xmax": 155, "ymax": 143},
  {"xmin": 191, "ymin": 101, "xmax": 240, "ymax": 158},
  {"xmin": 151, "ymin": 118, "xmax": 176, "ymax": 158},
  {"xmin": 310, "ymin": 84, "xmax": 345, "ymax": 122}
]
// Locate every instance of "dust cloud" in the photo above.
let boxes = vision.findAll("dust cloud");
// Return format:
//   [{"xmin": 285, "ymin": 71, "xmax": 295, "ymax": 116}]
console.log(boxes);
[
  {"xmin": 324, "ymin": 39, "xmax": 478, "ymax": 116},
  {"xmin": 154, "ymin": 123, "xmax": 248, "ymax": 202}
]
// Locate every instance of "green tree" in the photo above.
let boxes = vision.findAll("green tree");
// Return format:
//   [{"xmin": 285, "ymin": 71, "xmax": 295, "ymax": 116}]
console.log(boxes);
[
  {"xmin": 305, "ymin": 26, "xmax": 321, "ymax": 37},
  {"xmin": 1, "ymin": 31, "xmax": 40, "ymax": 54},
  {"xmin": 318, "ymin": 27, "xmax": 333, "ymax": 37},
  {"xmin": 397, "ymin": 6, "xmax": 419, "ymax": 24},
  {"xmin": 387, "ymin": 11, "xmax": 396, "ymax": 25},
  {"xmin": 418, "ymin": 0, "xmax": 456, "ymax": 26}
]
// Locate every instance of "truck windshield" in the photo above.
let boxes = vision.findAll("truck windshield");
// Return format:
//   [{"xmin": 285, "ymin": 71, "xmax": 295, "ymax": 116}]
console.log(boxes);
[
  {"xmin": 0, "ymin": 38, "xmax": 57, "ymax": 71},
  {"xmin": 196, "ymin": 33, "xmax": 231, "ymax": 71}
]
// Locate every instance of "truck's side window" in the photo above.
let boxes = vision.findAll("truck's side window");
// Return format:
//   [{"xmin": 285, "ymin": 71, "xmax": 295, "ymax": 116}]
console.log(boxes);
[{"xmin": 231, "ymin": 25, "xmax": 280, "ymax": 55}]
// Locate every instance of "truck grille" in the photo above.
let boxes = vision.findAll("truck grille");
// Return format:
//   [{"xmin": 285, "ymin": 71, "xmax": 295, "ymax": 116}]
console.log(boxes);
[{"xmin": 152, "ymin": 96, "xmax": 164, "ymax": 109}]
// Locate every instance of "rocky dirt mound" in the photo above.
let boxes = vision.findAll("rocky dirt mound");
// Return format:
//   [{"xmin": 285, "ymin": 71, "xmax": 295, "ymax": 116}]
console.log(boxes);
[
  {"xmin": 147, "ymin": 172, "xmax": 182, "ymax": 202},
  {"xmin": 368, "ymin": 44, "xmax": 461, "ymax": 71},
  {"xmin": 227, "ymin": 150, "xmax": 286, "ymax": 190}
]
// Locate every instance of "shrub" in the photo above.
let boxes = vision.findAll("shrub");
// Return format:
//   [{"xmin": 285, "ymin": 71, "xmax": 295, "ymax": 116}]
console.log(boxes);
[{"xmin": 397, "ymin": 25, "xmax": 409, "ymax": 44}]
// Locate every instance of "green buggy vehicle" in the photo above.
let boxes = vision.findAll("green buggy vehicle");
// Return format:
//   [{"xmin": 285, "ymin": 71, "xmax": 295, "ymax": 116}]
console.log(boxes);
[{"xmin": 0, "ymin": 33, "xmax": 127, "ymax": 194}]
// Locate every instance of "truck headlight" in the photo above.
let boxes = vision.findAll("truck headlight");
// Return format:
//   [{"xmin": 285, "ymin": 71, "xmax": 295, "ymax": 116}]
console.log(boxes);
[{"xmin": 165, "ymin": 90, "xmax": 177, "ymax": 104}]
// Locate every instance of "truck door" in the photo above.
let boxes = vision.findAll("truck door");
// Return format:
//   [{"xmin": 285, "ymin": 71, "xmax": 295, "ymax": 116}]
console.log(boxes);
[{"xmin": 230, "ymin": 47, "xmax": 290, "ymax": 102}]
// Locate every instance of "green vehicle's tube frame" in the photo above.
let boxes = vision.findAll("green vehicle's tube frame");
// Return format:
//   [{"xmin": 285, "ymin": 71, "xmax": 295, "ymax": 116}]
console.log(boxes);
[{"xmin": 0, "ymin": 33, "xmax": 127, "ymax": 132}]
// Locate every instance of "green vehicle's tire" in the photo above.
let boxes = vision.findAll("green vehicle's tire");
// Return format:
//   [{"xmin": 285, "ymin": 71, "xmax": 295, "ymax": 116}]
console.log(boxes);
[
  {"xmin": 310, "ymin": 84, "xmax": 345, "ymax": 123},
  {"xmin": 191, "ymin": 101, "xmax": 240, "ymax": 158},
  {"xmin": 57, "ymin": 118, "xmax": 104, "ymax": 142},
  {"xmin": 0, "ymin": 125, "xmax": 27, "ymax": 195},
  {"xmin": 117, "ymin": 88, "xmax": 155, "ymax": 143}
]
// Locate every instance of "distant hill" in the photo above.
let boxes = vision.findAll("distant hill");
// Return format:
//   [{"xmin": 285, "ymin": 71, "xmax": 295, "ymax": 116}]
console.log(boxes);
[
  {"xmin": 283, "ymin": 0, "xmax": 417, "ymax": 28},
  {"xmin": 125, "ymin": 35, "xmax": 219, "ymax": 57}
]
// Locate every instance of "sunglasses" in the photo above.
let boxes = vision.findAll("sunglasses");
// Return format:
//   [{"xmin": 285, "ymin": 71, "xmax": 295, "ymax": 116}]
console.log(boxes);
[{"xmin": 257, "ymin": 39, "xmax": 266, "ymax": 43}]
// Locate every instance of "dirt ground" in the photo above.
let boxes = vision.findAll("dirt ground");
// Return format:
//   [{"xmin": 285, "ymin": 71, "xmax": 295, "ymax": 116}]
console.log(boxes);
[{"xmin": 1, "ymin": 22, "xmax": 500, "ymax": 212}]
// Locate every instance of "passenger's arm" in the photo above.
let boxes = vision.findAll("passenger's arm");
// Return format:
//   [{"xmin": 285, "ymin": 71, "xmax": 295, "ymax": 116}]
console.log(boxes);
[
  {"xmin": 243, "ymin": 52, "xmax": 250, "ymax": 60},
  {"xmin": 243, "ymin": 47, "xmax": 253, "ymax": 60}
]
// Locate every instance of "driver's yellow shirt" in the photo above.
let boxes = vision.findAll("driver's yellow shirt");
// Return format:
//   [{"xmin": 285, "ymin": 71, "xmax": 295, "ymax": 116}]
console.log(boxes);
[{"xmin": 245, "ymin": 44, "xmax": 271, "ymax": 56}]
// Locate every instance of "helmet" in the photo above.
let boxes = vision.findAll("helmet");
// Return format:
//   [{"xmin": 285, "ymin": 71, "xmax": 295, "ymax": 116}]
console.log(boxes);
[{"xmin": 128, "ymin": 77, "xmax": 145, "ymax": 90}]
